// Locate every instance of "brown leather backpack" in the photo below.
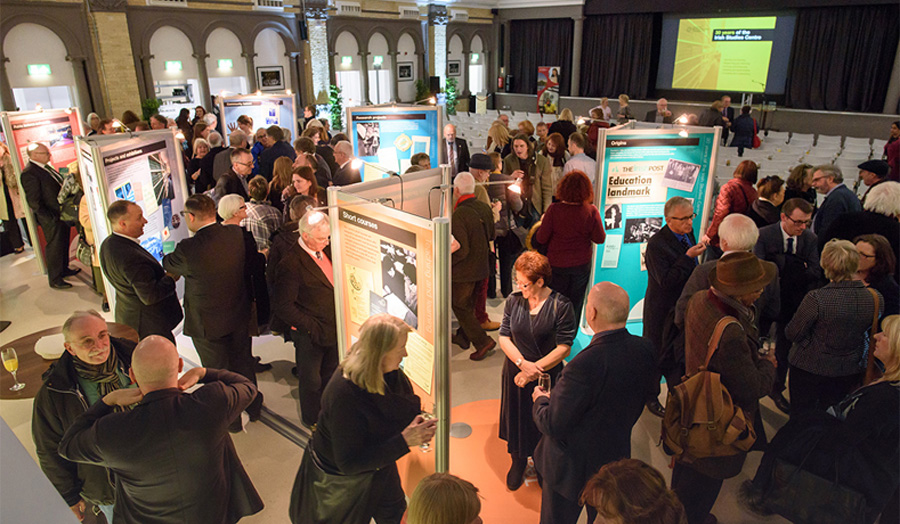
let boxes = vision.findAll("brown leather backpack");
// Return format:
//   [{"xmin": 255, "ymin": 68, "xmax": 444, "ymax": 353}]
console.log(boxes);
[{"xmin": 660, "ymin": 316, "xmax": 756, "ymax": 463}]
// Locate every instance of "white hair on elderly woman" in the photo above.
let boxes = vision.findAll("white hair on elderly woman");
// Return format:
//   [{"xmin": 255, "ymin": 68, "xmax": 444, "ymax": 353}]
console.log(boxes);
[
  {"xmin": 217, "ymin": 194, "xmax": 245, "ymax": 221},
  {"xmin": 864, "ymin": 180, "xmax": 900, "ymax": 218}
]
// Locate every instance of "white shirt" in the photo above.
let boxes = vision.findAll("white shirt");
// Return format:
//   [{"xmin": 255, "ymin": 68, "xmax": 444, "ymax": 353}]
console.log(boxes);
[
  {"xmin": 563, "ymin": 153, "xmax": 596, "ymax": 177},
  {"xmin": 297, "ymin": 235, "xmax": 323, "ymax": 260}
]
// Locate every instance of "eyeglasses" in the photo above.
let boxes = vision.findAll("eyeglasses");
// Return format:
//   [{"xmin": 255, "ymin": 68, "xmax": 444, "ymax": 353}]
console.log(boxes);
[
  {"xmin": 237, "ymin": 161, "xmax": 254, "ymax": 168},
  {"xmin": 515, "ymin": 280, "xmax": 532, "ymax": 290},
  {"xmin": 668, "ymin": 213, "xmax": 696, "ymax": 222},
  {"xmin": 810, "ymin": 175, "xmax": 831, "ymax": 184},
  {"xmin": 178, "ymin": 210, "xmax": 194, "ymax": 217},
  {"xmin": 785, "ymin": 216, "xmax": 812, "ymax": 227}
]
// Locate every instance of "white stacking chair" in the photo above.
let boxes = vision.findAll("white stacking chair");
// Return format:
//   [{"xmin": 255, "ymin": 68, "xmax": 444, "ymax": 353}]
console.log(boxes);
[
  {"xmin": 844, "ymin": 137, "xmax": 872, "ymax": 150},
  {"xmin": 815, "ymin": 134, "xmax": 842, "ymax": 148},
  {"xmin": 871, "ymin": 139, "xmax": 888, "ymax": 154},
  {"xmin": 763, "ymin": 131, "xmax": 790, "ymax": 144}
]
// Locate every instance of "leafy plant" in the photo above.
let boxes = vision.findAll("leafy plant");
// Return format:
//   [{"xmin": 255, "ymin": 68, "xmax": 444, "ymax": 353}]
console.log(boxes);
[
  {"xmin": 141, "ymin": 98, "xmax": 162, "ymax": 121},
  {"xmin": 415, "ymin": 79, "xmax": 429, "ymax": 102},
  {"xmin": 329, "ymin": 85, "xmax": 344, "ymax": 131},
  {"xmin": 444, "ymin": 78, "xmax": 458, "ymax": 116}
]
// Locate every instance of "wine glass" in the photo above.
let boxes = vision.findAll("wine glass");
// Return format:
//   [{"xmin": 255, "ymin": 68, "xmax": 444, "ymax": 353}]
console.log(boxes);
[
  {"xmin": 2, "ymin": 348, "xmax": 25, "ymax": 392},
  {"xmin": 419, "ymin": 411, "xmax": 435, "ymax": 453},
  {"xmin": 538, "ymin": 373, "xmax": 551, "ymax": 394}
]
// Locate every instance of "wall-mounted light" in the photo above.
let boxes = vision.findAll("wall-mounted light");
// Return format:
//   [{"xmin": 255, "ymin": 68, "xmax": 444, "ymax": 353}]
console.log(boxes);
[
  {"xmin": 27, "ymin": 64, "xmax": 52, "ymax": 76},
  {"xmin": 341, "ymin": 56, "xmax": 353, "ymax": 67},
  {"xmin": 165, "ymin": 60, "xmax": 182, "ymax": 72},
  {"xmin": 217, "ymin": 59, "xmax": 233, "ymax": 70},
  {"xmin": 373, "ymin": 55, "xmax": 384, "ymax": 67},
  {"xmin": 470, "ymin": 53, "xmax": 479, "ymax": 64}
]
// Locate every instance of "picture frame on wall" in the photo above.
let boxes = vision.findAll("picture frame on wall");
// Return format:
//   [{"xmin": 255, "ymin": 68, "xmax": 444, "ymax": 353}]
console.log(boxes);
[
  {"xmin": 448, "ymin": 61, "xmax": 461, "ymax": 77},
  {"xmin": 398, "ymin": 62, "xmax": 413, "ymax": 82},
  {"xmin": 257, "ymin": 66, "xmax": 285, "ymax": 91}
]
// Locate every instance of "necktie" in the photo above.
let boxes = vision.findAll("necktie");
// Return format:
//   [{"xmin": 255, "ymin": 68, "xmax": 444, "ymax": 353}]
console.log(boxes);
[
  {"xmin": 315, "ymin": 251, "xmax": 322, "ymax": 260},
  {"xmin": 47, "ymin": 165, "xmax": 63, "ymax": 185},
  {"xmin": 448, "ymin": 142, "xmax": 456, "ymax": 170},
  {"xmin": 680, "ymin": 236, "xmax": 692, "ymax": 252},
  {"xmin": 786, "ymin": 237, "xmax": 794, "ymax": 255}
]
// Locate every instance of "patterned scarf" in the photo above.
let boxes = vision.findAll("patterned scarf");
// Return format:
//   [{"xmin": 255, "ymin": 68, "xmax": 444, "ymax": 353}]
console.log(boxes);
[{"xmin": 73, "ymin": 349, "xmax": 127, "ymax": 409}]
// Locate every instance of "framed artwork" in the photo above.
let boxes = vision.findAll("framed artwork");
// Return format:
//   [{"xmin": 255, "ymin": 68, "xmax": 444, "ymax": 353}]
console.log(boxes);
[
  {"xmin": 448, "ymin": 60, "xmax": 461, "ymax": 77},
  {"xmin": 398, "ymin": 62, "xmax": 413, "ymax": 82},
  {"xmin": 256, "ymin": 66, "xmax": 285, "ymax": 91}
]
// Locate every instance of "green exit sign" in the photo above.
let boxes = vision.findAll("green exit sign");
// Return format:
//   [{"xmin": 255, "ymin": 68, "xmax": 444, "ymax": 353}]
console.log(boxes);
[
  {"xmin": 27, "ymin": 64, "xmax": 52, "ymax": 76},
  {"xmin": 165, "ymin": 60, "xmax": 183, "ymax": 72},
  {"xmin": 218, "ymin": 59, "xmax": 233, "ymax": 69}
]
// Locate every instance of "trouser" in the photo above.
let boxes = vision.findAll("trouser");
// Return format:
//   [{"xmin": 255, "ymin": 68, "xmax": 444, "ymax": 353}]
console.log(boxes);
[
  {"xmin": 370, "ymin": 465, "xmax": 407, "ymax": 524},
  {"xmin": 41, "ymin": 220, "xmax": 70, "ymax": 284},
  {"xmin": 291, "ymin": 328, "xmax": 338, "ymax": 426},
  {"xmin": 772, "ymin": 322, "xmax": 791, "ymax": 393},
  {"xmin": 451, "ymin": 280, "xmax": 491, "ymax": 348},
  {"xmin": 788, "ymin": 365, "xmax": 860, "ymax": 417},
  {"xmin": 475, "ymin": 277, "xmax": 489, "ymax": 324},
  {"xmin": 2, "ymin": 187, "xmax": 24, "ymax": 250},
  {"xmin": 192, "ymin": 326, "xmax": 262, "ymax": 419},
  {"xmin": 487, "ymin": 250, "xmax": 498, "ymax": 299},
  {"xmin": 671, "ymin": 462, "xmax": 723, "ymax": 524},
  {"xmin": 549, "ymin": 263, "xmax": 591, "ymax": 323},
  {"xmin": 497, "ymin": 233, "xmax": 523, "ymax": 298},
  {"xmin": 539, "ymin": 485, "xmax": 597, "ymax": 524}
]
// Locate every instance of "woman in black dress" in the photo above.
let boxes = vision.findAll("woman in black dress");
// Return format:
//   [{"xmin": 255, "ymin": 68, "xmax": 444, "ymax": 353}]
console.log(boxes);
[
  {"xmin": 289, "ymin": 314, "xmax": 436, "ymax": 523},
  {"xmin": 498, "ymin": 251, "xmax": 576, "ymax": 490},
  {"xmin": 855, "ymin": 234, "xmax": 899, "ymax": 317}
]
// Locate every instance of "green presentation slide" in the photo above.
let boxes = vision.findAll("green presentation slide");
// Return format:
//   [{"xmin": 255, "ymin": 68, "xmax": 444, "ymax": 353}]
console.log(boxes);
[{"xmin": 673, "ymin": 17, "xmax": 776, "ymax": 92}]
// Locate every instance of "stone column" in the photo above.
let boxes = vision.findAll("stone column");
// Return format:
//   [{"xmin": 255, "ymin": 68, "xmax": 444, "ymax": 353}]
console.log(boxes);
[
  {"xmin": 329, "ymin": 52, "xmax": 338, "ymax": 91},
  {"xmin": 570, "ymin": 16, "xmax": 584, "ymax": 97},
  {"xmin": 481, "ymin": 50, "xmax": 491, "ymax": 95},
  {"xmin": 461, "ymin": 50, "xmax": 471, "ymax": 98},
  {"xmin": 286, "ymin": 51, "xmax": 301, "ymax": 97},
  {"xmin": 67, "ymin": 55, "xmax": 93, "ymax": 114},
  {"xmin": 359, "ymin": 51, "xmax": 370, "ymax": 105},
  {"xmin": 388, "ymin": 51, "xmax": 399, "ymax": 102},
  {"xmin": 243, "ymin": 52, "xmax": 258, "ymax": 92},
  {"xmin": 0, "ymin": 55, "xmax": 17, "ymax": 111},
  {"xmin": 193, "ymin": 53, "xmax": 210, "ymax": 108},
  {"xmin": 86, "ymin": 8, "xmax": 142, "ymax": 117},
  {"xmin": 139, "ymin": 55, "xmax": 155, "ymax": 102}
]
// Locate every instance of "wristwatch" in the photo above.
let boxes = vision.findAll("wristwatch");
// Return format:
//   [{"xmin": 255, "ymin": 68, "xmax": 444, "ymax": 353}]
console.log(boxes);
[{"xmin": 515, "ymin": 358, "xmax": 523, "ymax": 368}]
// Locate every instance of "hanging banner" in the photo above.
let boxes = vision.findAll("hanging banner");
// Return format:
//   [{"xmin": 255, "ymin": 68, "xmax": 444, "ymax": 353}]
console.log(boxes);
[
  {"xmin": 346, "ymin": 105, "xmax": 442, "ymax": 180},
  {"xmin": 537, "ymin": 66, "xmax": 560, "ymax": 114},
  {"xmin": 217, "ymin": 93, "xmax": 297, "ymax": 141},
  {"xmin": 582, "ymin": 126, "xmax": 720, "ymax": 348}
]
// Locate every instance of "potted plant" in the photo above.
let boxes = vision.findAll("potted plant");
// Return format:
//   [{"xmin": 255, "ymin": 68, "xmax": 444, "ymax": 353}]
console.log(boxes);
[{"xmin": 329, "ymin": 85, "xmax": 343, "ymax": 132}]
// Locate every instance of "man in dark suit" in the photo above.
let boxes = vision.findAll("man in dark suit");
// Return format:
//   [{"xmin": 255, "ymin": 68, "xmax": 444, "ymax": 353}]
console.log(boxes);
[
  {"xmin": 720, "ymin": 95, "xmax": 735, "ymax": 145},
  {"xmin": 643, "ymin": 197, "xmax": 706, "ymax": 417},
  {"xmin": 201, "ymin": 132, "xmax": 228, "ymax": 184},
  {"xmin": 212, "ymin": 130, "xmax": 248, "ymax": 183},
  {"xmin": 810, "ymin": 164, "xmax": 861, "ymax": 234},
  {"xmin": 754, "ymin": 198, "xmax": 822, "ymax": 412},
  {"xmin": 331, "ymin": 140, "xmax": 361, "ymax": 186},
  {"xmin": 162, "ymin": 194, "xmax": 263, "ymax": 425},
  {"xmin": 19, "ymin": 143, "xmax": 79, "ymax": 289},
  {"xmin": 214, "ymin": 148, "xmax": 252, "ymax": 201},
  {"xmin": 59, "ymin": 335, "xmax": 263, "ymax": 524},
  {"xmin": 442, "ymin": 124, "xmax": 470, "ymax": 177},
  {"xmin": 644, "ymin": 98, "xmax": 674, "ymax": 124},
  {"xmin": 257, "ymin": 125, "xmax": 296, "ymax": 182},
  {"xmin": 100, "ymin": 201, "xmax": 183, "ymax": 342},
  {"xmin": 532, "ymin": 282, "xmax": 656, "ymax": 523},
  {"xmin": 270, "ymin": 210, "xmax": 337, "ymax": 427}
]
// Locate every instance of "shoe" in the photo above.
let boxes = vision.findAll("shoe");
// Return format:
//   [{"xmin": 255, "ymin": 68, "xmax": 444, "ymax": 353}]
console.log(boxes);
[
  {"xmin": 254, "ymin": 356, "xmax": 273, "ymax": 373},
  {"xmin": 291, "ymin": 366, "xmax": 298, "ymax": 377},
  {"xmin": 63, "ymin": 267, "xmax": 81, "ymax": 278},
  {"xmin": 469, "ymin": 339, "xmax": 496, "ymax": 361},
  {"xmin": 506, "ymin": 457, "xmax": 527, "ymax": 491},
  {"xmin": 480, "ymin": 320, "xmax": 501, "ymax": 331},
  {"xmin": 451, "ymin": 331, "xmax": 471, "ymax": 350},
  {"xmin": 646, "ymin": 399, "xmax": 665, "ymax": 418},
  {"xmin": 769, "ymin": 392, "xmax": 791, "ymax": 414},
  {"xmin": 13, "ymin": 246, "xmax": 24, "ymax": 254},
  {"xmin": 738, "ymin": 480, "xmax": 774, "ymax": 516},
  {"xmin": 50, "ymin": 280, "xmax": 73, "ymax": 289}
]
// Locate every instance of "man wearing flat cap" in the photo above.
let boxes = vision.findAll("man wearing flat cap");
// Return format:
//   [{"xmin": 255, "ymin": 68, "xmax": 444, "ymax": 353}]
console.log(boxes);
[
  {"xmin": 671, "ymin": 252, "xmax": 778, "ymax": 524},
  {"xmin": 857, "ymin": 159, "xmax": 889, "ymax": 206}
]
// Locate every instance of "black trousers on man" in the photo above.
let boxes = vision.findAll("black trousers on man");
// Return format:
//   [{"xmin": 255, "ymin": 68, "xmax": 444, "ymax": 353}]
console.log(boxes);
[
  {"xmin": 451, "ymin": 280, "xmax": 491, "ymax": 349},
  {"xmin": 192, "ymin": 326, "xmax": 263, "ymax": 420},
  {"xmin": 539, "ymin": 484, "xmax": 597, "ymax": 524},
  {"xmin": 40, "ymin": 219, "xmax": 70, "ymax": 284},
  {"xmin": 291, "ymin": 329, "xmax": 338, "ymax": 427}
]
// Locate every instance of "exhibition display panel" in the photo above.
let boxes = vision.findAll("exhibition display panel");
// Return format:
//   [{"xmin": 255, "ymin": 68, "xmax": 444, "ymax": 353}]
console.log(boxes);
[
  {"xmin": 346, "ymin": 105, "xmax": 442, "ymax": 180},
  {"xmin": 1, "ymin": 108, "xmax": 84, "ymax": 273},
  {"xmin": 217, "ymin": 93, "xmax": 298, "ymax": 141}
]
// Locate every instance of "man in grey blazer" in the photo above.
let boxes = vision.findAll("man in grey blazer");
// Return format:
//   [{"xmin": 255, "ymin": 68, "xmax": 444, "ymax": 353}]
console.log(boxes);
[
  {"xmin": 810, "ymin": 164, "xmax": 861, "ymax": 234},
  {"xmin": 754, "ymin": 198, "xmax": 823, "ymax": 412}
]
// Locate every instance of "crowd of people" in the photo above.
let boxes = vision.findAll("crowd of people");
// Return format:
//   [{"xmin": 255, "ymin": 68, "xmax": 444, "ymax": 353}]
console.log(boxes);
[{"xmin": 10, "ymin": 102, "xmax": 900, "ymax": 524}]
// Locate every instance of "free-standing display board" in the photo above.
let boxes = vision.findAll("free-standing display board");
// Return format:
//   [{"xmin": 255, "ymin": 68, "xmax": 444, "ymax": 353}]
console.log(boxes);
[
  {"xmin": 579, "ymin": 124, "xmax": 720, "ymax": 349},
  {"xmin": 328, "ymin": 167, "xmax": 452, "ymax": 475},
  {"xmin": 76, "ymin": 129, "xmax": 191, "ymax": 316},
  {"xmin": 346, "ymin": 105, "xmax": 442, "ymax": 180},
  {"xmin": 1, "ymin": 108, "xmax": 83, "ymax": 273},
  {"xmin": 217, "ymin": 93, "xmax": 297, "ymax": 141}
]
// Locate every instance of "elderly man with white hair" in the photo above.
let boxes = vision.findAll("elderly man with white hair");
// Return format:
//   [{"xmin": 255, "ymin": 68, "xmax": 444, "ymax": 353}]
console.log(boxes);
[
  {"xmin": 332, "ymin": 140, "xmax": 361, "ymax": 186},
  {"xmin": 443, "ymin": 123, "xmax": 470, "ymax": 176},
  {"xmin": 645, "ymin": 98, "xmax": 673, "ymax": 124},
  {"xmin": 451, "ymin": 172, "xmax": 496, "ymax": 360},
  {"xmin": 270, "ymin": 210, "xmax": 338, "ymax": 427}
]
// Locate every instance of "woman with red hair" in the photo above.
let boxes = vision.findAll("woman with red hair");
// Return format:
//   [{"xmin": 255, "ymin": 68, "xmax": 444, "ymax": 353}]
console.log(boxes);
[
  {"xmin": 534, "ymin": 170, "xmax": 605, "ymax": 320},
  {"xmin": 702, "ymin": 160, "xmax": 759, "ymax": 256}
]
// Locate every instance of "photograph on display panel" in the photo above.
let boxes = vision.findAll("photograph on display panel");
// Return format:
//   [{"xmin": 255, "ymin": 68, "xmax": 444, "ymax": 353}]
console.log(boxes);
[
  {"xmin": 380, "ymin": 241, "xmax": 418, "ymax": 329},
  {"xmin": 624, "ymin": 217, "xmax": 663, "ymax": 244},
  {"xmin": 662, "ymin": 158, "xmax": 701, "ymax": 192}
]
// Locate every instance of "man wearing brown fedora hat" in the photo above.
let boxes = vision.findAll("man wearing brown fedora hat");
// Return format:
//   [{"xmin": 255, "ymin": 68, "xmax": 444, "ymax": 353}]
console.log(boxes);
[{"xmin": 672, "ymin": 251, "xmax": 778, "ymax": 524}]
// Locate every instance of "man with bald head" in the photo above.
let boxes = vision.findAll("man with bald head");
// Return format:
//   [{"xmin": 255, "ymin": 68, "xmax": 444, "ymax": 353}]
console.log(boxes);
[
  {"xmin": 532, "ymin": 283, "xmax": 656, "ymax": 523},
  {"xmin": 442, "ymin": 124, "xmax": 470, "ymax": 177},
  {"xmin": 33, "ymin": 310, "xmax": 137, "ymax": 523},
  {"xmin": 20, "ymin": 142, "xmax": 79, "ymax": 288},
  {"xmin": 59, "ymin": 335, "xmax": 263, "ymax": 524}
]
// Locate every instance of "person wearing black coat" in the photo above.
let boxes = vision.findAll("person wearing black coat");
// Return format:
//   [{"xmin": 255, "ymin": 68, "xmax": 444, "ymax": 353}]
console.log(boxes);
[
  {"xmin": 258, "ymin": 126, "xmax": 296, "ymax": 182},
  {"xmin": 442, "ymin": 124, "xmax": 470, "ymax": 176},
  {"xmin": 59, "ymin": 336, "xmax": 263, "ymax": 524},
  {"xmin": 33, "ymin": 313, "xmax": 136, "ymax": 523},
  {"xmin": 532, "ymin": 283, "xmax": 656, "ymax": 523},
  {"xmin": 100, "ymin": 201, "xmax": 183, "ymax": 342},
  {"xmin": 821, "ymin": 206, "xmax": 900, "ymax": 281},
  {"xmin": 163, "ymin": 195, "xmax": 264, "ymax": 422},
  {"xmin": 730, "ymin": 106, "xmax": 756, "ymax": 156}
]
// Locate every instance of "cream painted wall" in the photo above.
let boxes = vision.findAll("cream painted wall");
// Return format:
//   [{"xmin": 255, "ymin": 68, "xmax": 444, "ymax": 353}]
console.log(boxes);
[
  {"xmin": 253, "ymin": 28, "xmax": 290, "ymax": 80},
  {"xmin": 149, "ymin": 26, "xmax": 199, "ymax": 82},
  {"xmin": 396, "ymin": 33, "xmax": 417, "ymax": 102},
  {"xmin": 4, "ymin": 23, "xmax": 77, "ymax": 107}
]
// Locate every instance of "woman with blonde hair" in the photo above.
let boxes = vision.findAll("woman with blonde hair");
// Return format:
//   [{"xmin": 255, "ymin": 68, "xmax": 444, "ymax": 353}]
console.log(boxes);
[
  {"xmin": 407, "ymin": 473, "xmax": 482, "ymax": 524},
  {"xmin": 616, "ymin": 94, "xmax": 634, "ymax": 124},
  {"xmin": 787, "ymin": 239, "xmax": 884, "ymax": 414},
  {"xmin": 487, "ymin": 122, "xmax": 512, "ymax": 157},
  {"xmin": 289, "ymin": 314, "xmax": 436, "ymax": 523},
  {"xmin": 581, "ymin": 459, "xmax": 687, "ymax": 524},
  {"xmin": 188, "ymin": 138, "xmax": 212, "ymax": 193},
  {"xmin": 549, "ymin": 108, "xmax": 578, "ymax": 143}
]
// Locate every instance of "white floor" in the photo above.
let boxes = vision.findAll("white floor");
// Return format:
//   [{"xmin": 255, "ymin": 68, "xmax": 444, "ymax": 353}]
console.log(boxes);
[{"xmin": 0, "ymin": 247, "xmax": 791, "ymax": 523}]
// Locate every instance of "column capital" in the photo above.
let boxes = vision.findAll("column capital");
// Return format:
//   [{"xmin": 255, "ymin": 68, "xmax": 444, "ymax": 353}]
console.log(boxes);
[
  {"xmin": 572, "ymin": 15, "xmax": 585, "ymax": 22},
  {"xmin": 192, "ymin": 53, "xmax": 210, "ymax": 60},
  {"xmin": 242, "ymin": 52, "xmax": 258, "ymax": 59},
  {"xmin": 65, "ymin": 55, "xmax": 87, "ymax": 63},
  {"xmin": 88, "ymin": 0, "xmax": 127, "ymax": 12}
]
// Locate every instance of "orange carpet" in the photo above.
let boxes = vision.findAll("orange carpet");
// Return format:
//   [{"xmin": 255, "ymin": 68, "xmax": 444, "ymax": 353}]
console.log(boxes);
[{"xmin": 398, "ymin": 398, "xmax": 542, "ymax": 523}]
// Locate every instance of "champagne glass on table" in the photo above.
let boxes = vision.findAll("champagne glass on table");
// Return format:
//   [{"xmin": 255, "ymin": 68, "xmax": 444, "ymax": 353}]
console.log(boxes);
[
  {"xmin": 419, "ymin": 411, "xmax": 435, "ymax": 453},
  {"xmin": 2, "ymin": 348, "xmax": 25, "ymax": 392}
]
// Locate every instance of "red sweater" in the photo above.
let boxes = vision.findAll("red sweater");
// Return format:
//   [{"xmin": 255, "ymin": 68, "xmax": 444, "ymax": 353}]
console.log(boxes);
[{"xmin": 535, "ymin": 202, "xmax": 606, "ymax": 267}]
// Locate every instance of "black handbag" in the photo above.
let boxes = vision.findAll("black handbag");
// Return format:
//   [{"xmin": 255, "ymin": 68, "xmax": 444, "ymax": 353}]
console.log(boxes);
[
  {"xmin": 289, "ymin": 441, "xmax": 376, "ymax": 524},
  {"xmin": 762, "ymin": 440, "xmax": 871, "ymax": 524}
]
